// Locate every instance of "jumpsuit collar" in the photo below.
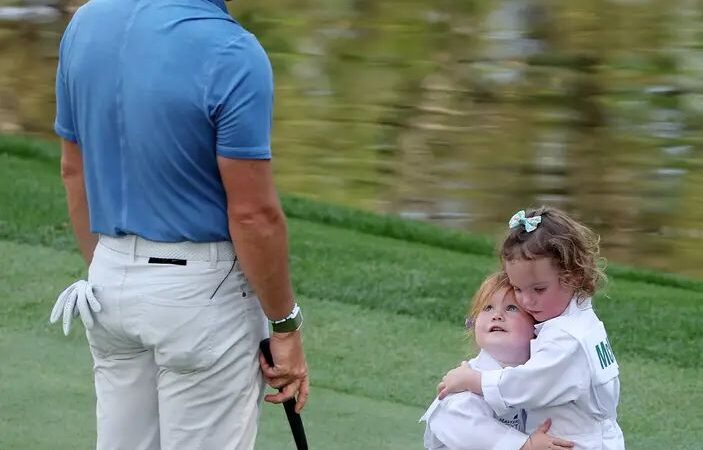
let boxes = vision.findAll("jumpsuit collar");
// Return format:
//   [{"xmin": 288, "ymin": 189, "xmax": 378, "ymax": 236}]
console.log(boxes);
[{"xmin": 534, "ymin": 296, "xmax": 592, "ymax": 335}]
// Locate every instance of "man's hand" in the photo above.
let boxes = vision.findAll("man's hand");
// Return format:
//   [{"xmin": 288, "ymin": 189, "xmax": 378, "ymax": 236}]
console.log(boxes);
[
  {"xmin": 259, "ymin": 330, "xmax": 309, "ymax": 413},
  {"xmin": 49, "ymin": 280, "xmax": 102, "ymax": 335},
  {"xmin": 520, "ymin": 419, "xmax": 575, "ymax": 450},
  {"xmin": 436, "ymin": 363, "xmax": 480, "ymax": 399}
]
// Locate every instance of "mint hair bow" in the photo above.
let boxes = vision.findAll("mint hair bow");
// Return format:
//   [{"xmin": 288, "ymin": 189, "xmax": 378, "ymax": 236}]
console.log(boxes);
[{"xmin": 509, "ymin": 210, "xmax": 542, "ymax": 233}]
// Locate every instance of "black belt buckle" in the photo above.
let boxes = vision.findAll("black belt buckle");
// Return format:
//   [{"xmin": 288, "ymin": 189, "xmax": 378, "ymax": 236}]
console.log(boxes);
[{"xmin": 148, "ymin": 257, "xmax": 187, "ymax": 266}]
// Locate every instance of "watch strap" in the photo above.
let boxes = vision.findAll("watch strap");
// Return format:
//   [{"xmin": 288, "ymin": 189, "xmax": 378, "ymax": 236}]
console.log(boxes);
[{"xmin": 271, "ymin": 303, "xmax": 303, "ymax": 333}]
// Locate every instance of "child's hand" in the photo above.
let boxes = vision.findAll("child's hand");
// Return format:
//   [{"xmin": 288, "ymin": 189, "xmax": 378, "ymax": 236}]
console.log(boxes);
[
  {"xmin": 520, "ymin": 419, "xmax": 574, "ymax": 450},
  {"xmin": 436, "ymin": 363, "xmax": 479, "ymax": 399}
]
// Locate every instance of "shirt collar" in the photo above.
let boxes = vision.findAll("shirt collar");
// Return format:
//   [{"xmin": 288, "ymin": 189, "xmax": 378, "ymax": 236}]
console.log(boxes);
[
  {"xmin": 470, "ymin": 349, "xmax": 505, "ymax": 370},
  {"xmin": 534, "ymin": 296, "xmax": 592, "ymax": 335}
]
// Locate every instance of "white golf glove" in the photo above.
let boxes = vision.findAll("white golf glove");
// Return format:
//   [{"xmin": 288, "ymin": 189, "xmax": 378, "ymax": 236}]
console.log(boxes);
[{"xmin": 49, "ymin": 280, "xmax": 102, "ymax": 336}]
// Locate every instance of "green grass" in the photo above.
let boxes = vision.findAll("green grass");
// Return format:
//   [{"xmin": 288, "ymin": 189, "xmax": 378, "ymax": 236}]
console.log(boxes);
[
  {"xmin": 0, "ymin": 318, "xmax": 427, "ymax": 450},
  {"xmin": 1, "ymin": 134, "xmax": 702, "ymax": 449},
  {"xmin": 1, "ymin": 241, "xmax": 702, "ymax": 449}
]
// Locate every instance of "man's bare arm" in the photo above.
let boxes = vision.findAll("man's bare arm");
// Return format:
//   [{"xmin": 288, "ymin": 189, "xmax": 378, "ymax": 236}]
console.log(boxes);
[
  {"xmin": 217, "ymin": 157, "xmax": 294, "ymax": 319},
  {"xmin": 217, "ymin": 156, "xmax": 308, "ymax": 412},
  {"xmin": 61, "ymin": 139, "xmax": 97, "ymax": 265}
]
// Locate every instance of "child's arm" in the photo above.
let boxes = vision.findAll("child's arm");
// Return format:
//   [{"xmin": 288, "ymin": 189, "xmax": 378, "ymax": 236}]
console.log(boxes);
[
  {"xmin": 424, "ymin": 391, "xmax": 528, "ymax": 450},
  {"xmin": 424, "ymin": 393, "xmax": 575, "ymax": 450},
  {"xmin": 438, "ymin": 330, "xmax": 590, "ymax": 417},
  {"xmin": 482, "ymin": 330, "xmax": 589, "ymax": 416}
]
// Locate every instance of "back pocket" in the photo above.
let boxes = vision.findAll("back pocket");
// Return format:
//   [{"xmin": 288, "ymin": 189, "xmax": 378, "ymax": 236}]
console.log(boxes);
[{"xmin": 139, "ymin": 295, "xmax": 217, "ymax": 372}]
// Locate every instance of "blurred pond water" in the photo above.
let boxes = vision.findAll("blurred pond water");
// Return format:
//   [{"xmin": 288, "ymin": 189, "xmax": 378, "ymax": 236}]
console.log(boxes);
[{"xmin": 1, "ymin": 0, "xmax": 702, "ymax": 278}]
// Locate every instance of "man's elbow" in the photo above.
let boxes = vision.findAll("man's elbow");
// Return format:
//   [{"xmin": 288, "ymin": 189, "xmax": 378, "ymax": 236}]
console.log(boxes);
[
  {"xmin": 61, "ymin": 160, "xmax": 84, "ymax": 186},
  {"xmin": 60, "ymin": 142, "xmax": 84, "ymax": 182},
  {"xmin": 228, "ymin": 202, "xmax": 286, "ymax": 233}
]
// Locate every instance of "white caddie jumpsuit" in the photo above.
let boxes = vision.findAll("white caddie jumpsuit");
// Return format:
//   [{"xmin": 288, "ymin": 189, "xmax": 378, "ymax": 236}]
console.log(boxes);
[
  {"xmin": 481, "ymin": 298, "xmax": 625, "ymax": 450},
  {"xmin": 421, "ymin": 350, "xmax": 529, "ymax": 450}
]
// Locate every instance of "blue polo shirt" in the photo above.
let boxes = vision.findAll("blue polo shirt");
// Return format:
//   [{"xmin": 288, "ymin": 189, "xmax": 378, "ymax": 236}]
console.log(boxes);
[{"xmin": 54, "ymin": 0, "xmax": 273, "ymax": 242}]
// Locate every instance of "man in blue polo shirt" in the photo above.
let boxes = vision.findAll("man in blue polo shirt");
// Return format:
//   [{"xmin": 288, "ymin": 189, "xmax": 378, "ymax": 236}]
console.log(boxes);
[{"xmin": 51, "ymin": 0, "xmax": 308, "ymax": 448}]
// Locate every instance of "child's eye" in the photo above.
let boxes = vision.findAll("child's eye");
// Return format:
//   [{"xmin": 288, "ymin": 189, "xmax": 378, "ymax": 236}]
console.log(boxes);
[
  {"xmin": 506, "ymin": 304, "xmax": 519, "ymax": 312},
  {"xmin": 534, "ymin": 287, "xmax": 546, "ymax": 293},
  {"xmin": 513, "ymin": 287, "xmax": 522, "ymax": 293},
  {"xmin": 483, "ymin": 305, "xmax": 493, "ymax": 311}
]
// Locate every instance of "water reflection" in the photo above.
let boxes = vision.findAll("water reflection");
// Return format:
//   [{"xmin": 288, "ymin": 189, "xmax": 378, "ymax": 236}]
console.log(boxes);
[{"xmin": 1, "ymin": 0, "xmax": 702, "ymax": 277}]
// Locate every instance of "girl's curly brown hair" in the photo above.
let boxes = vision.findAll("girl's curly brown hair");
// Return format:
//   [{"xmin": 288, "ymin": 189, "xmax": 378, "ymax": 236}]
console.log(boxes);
[{"xmin": 500, "ymin": 206, "xmax": 607, "ymax": 299}]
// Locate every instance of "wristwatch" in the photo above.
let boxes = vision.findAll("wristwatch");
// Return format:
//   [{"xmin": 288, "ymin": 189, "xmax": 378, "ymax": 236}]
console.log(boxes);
[{"xmin": 271, "ymin": 303, "xmax": 303, "ymax": 333}]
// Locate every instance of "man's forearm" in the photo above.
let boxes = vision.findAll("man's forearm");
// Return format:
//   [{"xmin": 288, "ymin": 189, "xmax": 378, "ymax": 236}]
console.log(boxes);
[{"xmin": 229, "ymin": 205, "xmax": 295, "ymax": 321}]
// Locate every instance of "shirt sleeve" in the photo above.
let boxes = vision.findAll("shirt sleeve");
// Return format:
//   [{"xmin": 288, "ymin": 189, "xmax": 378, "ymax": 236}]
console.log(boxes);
[
  {"xmin": 54, "ymin": 29, "xmax": 78, "ymax": 142},
  {"xmin": 208, "ymin": 33, "xmax": 273, "ymax": 160},
  {"xmin": 481, "ymin": 328, "xmax": 590, "ymax": 416},
  {"xmin": 423, "ymin": 393, "xmax": 529, "ymax": 450}
]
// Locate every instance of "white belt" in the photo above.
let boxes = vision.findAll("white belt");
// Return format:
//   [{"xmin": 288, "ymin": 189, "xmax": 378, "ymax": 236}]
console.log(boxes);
[{"xmin": 99, "ymin": 235, "xmax": 236, "ymax": 262}]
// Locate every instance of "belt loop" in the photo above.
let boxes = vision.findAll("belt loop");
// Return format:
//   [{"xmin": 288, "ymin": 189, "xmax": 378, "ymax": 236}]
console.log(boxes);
[
  {"xmin": 131, "ymin": 235, "xmax": 138, "ymax": 262},
  {"xmin": 209, "ymin": 242, "xmax": 217, "ymax": 268}
]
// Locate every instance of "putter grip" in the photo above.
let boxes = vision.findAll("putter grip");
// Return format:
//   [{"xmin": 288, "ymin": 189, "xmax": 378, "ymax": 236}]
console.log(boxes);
[
  {"xmin": 259, "ymin": 338, "xmax": 276, "ymax": 369},
  {"xmin": 259, "ymin": 338, "xmax": 297, "ymax": 404},
  {"xmin": 259, "ymin": 338, "xmax": 309, "ymax": 450}
]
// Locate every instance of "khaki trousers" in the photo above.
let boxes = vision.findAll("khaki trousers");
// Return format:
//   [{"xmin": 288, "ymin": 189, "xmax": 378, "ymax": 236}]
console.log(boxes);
[{"xmin": 86, "ymin": 235, "xmax": 268, "ymax": 450}]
